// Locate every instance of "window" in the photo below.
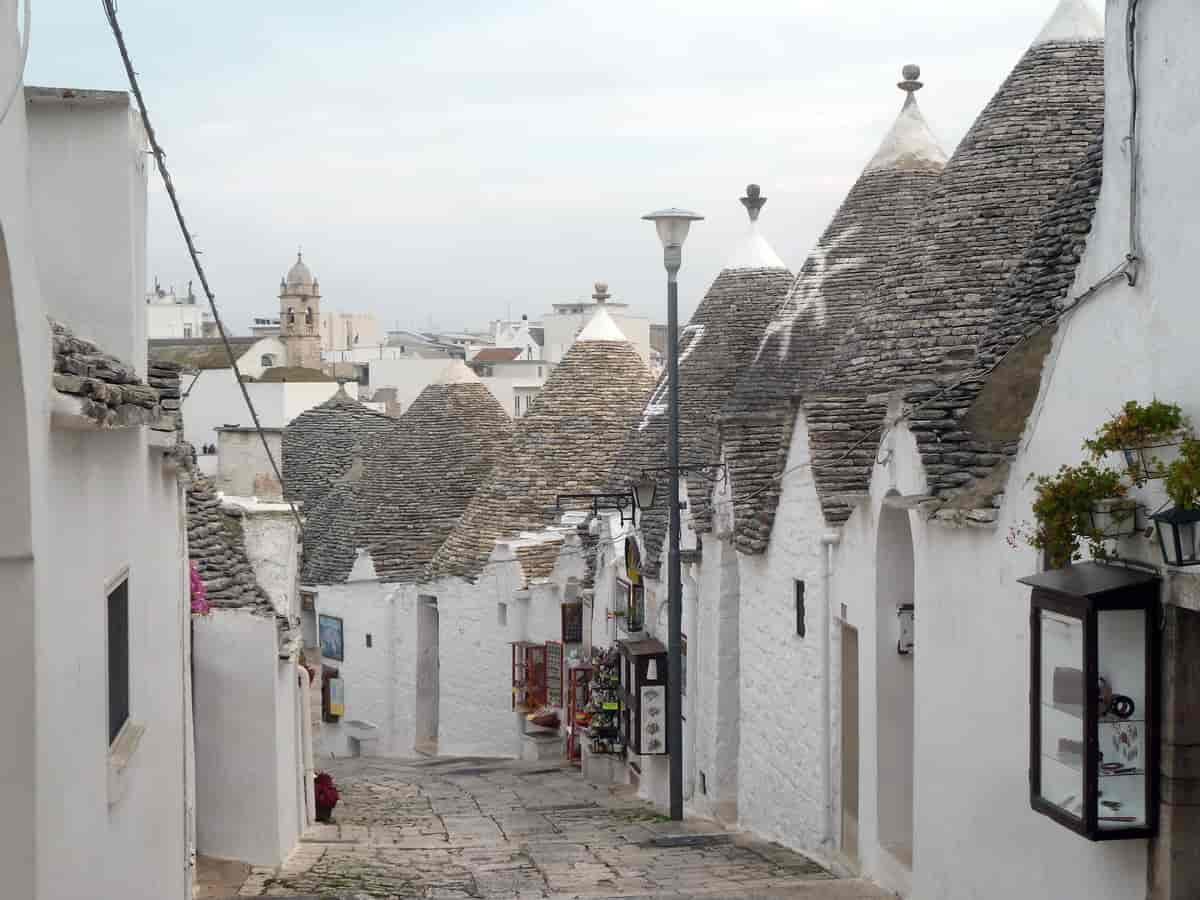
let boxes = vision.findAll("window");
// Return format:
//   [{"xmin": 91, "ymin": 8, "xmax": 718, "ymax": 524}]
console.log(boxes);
[
  {"xmin": 515, "ymin": 396, "xmax": 521, "ymax": 416},
  {"xmin": 183, "ymin": 324, "xmax": 193, "ymax": 338},
  {"xmin": 261, "ymin": 353, "xmax": 276, "ymax": 368},
  {"xmin": 497, "ymin": 602, "xmax": 508, "ymax": 626},
  {"xmin": 795, "ymin": 580, "xmax": 806, "ymax": 638},
  {"xmin": 537, "ymin": 366, "xmax": 542, "ymax": 378},
  {"xmin": 107, "ymin": 578, "xmax": 130, "ymax": 745}
]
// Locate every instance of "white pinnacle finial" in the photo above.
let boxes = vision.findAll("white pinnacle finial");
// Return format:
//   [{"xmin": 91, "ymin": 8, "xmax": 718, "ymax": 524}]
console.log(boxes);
[
  {"xmin": 727, "ymin": 183, "xmax": 786, "ymax": 271},
  {"xmin": 577, "ymin": 306, "xmax": 630, "ymax": 343},
  {"xmin": 1033, "ymin": 0, "xmax": 1103, "ymax": 45},
  {"xmin": 436, "ymin": 360, "xmax": 481, "ymax": 385},
  {"xmin": 865, "ymin": 65, "xmax": 947, "ymax": 172}
]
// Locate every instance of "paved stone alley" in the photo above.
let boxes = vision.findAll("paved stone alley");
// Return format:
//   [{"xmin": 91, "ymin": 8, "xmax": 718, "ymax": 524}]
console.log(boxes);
[{"xmin": 215, "ymin": 756, "xmax": 891, "ymax": 899}]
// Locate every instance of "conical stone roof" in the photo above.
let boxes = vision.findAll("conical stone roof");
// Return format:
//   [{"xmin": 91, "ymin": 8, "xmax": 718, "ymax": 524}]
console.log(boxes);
[
  {"xmin": 282, "ymin": 387, "xmax": 399, "ymax": 508},
  {"xmin": 823, "ymin": 18, "xmax": 1104, "ymax": 394},
  {"xmin": 722, "ymin": 69, "xmax": 946, "ymax": 544},
  {"xmin": 300, "ymin": 363, "xmax": 516, "ymax": 585},
  {"xmin": 186, "ymin": 475, "xmax": 271, "ymax": 609},
  {"xmin": 430, "ymin": 320, "xmax": 655, "ymax": 582},
  {"xmin": 612, "ymin": 186, "xmax": 792, "ymax": 577},
  {"xmin": 802, "ymin": 15, "xmax": 1104, "ymax": 526}
]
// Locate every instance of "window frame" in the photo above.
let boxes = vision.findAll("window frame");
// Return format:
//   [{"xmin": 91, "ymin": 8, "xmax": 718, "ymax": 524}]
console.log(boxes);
[{"xmin": 105, "ymin": 567, "xmax": 131, "ymax": 747}]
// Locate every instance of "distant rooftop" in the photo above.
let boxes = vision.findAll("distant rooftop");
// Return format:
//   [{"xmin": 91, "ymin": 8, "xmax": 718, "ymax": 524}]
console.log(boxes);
[{"xmin": 25, "ymin": 86, "xmax": 129, "ymax": 107}]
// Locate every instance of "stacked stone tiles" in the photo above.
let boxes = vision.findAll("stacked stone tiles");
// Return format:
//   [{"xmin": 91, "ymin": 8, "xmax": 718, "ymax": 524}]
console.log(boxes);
[
  {"xmin": 610, "ymin": 192, "xmax": 792, "ymax": 577},
  {"xmin": 721, "ymin": 73, "xmax": 946, "ymax": 544},
  {"xmin": 914, "ymin": 134, "xmax": 1105, "ymax": 519},
  {"xmin": 186, "ymin": 475, "xmax": 271, "ymax": 609},
  {"xmin": 514, "ymin": 537, "xmax": 566, "ymax": 589},
  {"xmin": 282, "ymin": 387, "xmax": 399, "ymax": 509},
  {"xmin": 300, "ymin": 365, "xmax": 516, "ymax": 585},
  {"xmin": 430, "ymin": 314, "xmax": 655, "ymax": 583},
  {"xmin": 797, "ymin": 23, "xmax": 1104, "ymax": 531},
  {"xmin": 822, "ymin": 30, "xmax": 1104, "ymax": 394},
  {"xmin": 50, "ymin": 319, "xmax": 163, "ymax": 428}
]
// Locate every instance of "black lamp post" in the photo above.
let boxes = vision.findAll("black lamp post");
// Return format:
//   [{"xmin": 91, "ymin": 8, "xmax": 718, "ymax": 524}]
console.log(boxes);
[{"xmin": 642, "ymin": 206, "xmax": 703, "ymax": 821}]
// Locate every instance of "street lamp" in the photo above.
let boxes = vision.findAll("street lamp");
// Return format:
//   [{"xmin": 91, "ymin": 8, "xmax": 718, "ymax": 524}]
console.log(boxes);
[
  {"xmin": 633, "ymin": 475, "xmax": 658, "ymax": 511},
  {"xmin": 642, "ymin": 206, "xmax": 703, "ymax": 821}
]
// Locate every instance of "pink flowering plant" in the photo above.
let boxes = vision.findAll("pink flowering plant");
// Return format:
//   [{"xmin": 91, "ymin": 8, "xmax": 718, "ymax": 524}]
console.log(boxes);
[{"xmin": 189, "ymin": 561, "xmax": 210, "ymax": 615}]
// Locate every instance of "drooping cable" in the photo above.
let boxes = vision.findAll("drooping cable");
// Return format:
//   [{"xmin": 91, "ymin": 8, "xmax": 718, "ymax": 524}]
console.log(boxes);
[{"xmin": 100, "ymin": 0, "xmax": 303, "ymax": 533}]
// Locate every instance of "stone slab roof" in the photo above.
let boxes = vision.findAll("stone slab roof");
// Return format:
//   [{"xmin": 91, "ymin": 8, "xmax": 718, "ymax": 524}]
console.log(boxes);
[
  {"xmin": 473, "ymin": 347, "xmax": 523, "ymax": 363},
  {"xmin": 187, "ymin": 475, "xmax": 271, "ymax": 610},
  {"xmin": 281, "ymin": 387, "xmax": 400, "ymax": 509},
  {"xmin": 149, "ymin": 336, "xmax": 259, "ymax": 371},
  {"xmin": 822, "ymin": 36, "xmax": 1104, "ymax": 395},
  {"xmin": 792, "ymin": 31, "xmax": 1104, "ymax": 532},
  {"xmin": 300, "ymin": 367, "xmax": 516, "ymax": 586},
  {"xmin": 915, "ymin": 134, "xmax": 1105, "ymax": 523},
  {"xmin": 610, "ymin": 190, "xmax": 792, "ymax": 575},
  {"xmin": 720, "ymin": 77, "xmax": 945, "ymax": 545},
  {"xmin": 430, "ymin": 326, "xmax": 654, "ymax": 583},
  {"xmin": 51, "ymin": 319, "xmax": 167, "ymax": 429}
]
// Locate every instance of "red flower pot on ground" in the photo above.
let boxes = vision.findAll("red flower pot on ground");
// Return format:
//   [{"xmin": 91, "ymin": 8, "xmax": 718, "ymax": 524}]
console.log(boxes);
[{"xmin": 314, "ymin": 771, "xmax": 339, "ymax": 822}]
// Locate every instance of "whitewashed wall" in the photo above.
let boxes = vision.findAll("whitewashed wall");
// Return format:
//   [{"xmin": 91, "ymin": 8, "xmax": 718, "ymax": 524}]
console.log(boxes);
[
  {"xmin": 734, "ymin": 413, "xmax": 832, "ymax": 849},
  {"xmin": 6, "ymin": 80, "xmax": 193, "ymax": 900},
  {"xmin": 874, "ymin": 3, "xmax": 1200, "ymax": 898},
  {"xmin": 193, "ymin": 610, "xmax": 304, "ymax": 866},
  {"xmin": 217, "ymin": 429, "xmax": 284, "ymax": 496},
  {"xmin": 235, "ymin": 499, "xmax": 300, "ymax": 618}
]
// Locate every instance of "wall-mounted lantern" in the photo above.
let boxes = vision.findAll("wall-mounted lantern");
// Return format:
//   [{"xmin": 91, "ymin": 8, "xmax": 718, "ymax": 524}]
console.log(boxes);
[
  {"xmin": 1018, "ymin": 561, "xmax": 1160, "ymax": 841},
  {"xmin": 1151, "ymin": 506, "xmax": 1200, "ymax": 567},
  {"xmin": 897, "ymin": 604, "xmax": 914, "ymax": 655}
]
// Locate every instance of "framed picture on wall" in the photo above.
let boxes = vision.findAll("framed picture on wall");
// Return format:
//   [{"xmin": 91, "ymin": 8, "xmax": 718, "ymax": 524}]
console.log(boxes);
[{"xmin": 318, "ymin": 614, "xmax": 344, "ymax": 661}]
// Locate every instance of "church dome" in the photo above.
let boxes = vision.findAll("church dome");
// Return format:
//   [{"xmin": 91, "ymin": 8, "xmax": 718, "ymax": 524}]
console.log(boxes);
[{"xmin": 285, "ymin": 251, "xmax": 314, "ymax": 289}]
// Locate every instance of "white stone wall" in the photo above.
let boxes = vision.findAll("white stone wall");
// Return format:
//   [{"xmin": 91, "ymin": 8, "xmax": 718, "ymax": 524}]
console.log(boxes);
[
  {"xmin": 217, "ymin": 429, "xmax": 284, "ymax": 497},
  {"xmin": 1, "ymin": 68, "xmax": 192, "ymax": 899},
  {"xmin": 236, "ymin": 502, "xmax": 300, "ymax": 618},
  {"xmin": 147, "ymin": 301, "xmax": 205, "ymax": 339},
  {"xmin": 193, "ymin": 609, "xmax": 304, "ymax": 867}
]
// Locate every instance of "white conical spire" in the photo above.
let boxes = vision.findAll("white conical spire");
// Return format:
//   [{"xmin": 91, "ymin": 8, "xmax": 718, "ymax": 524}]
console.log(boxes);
[
  {"xmin": 577, "ymin": 305, "xmax": 630, "ymax": 343},
  {"xmin": 726, "ymin": 184, "xmax": 787, "ymax": 271},
  {"xmin": 1033, "ymin": 0, "xmax": 1103, "ymax": 45},
  {"xmin": 865, "ymin": 65, "xmax": 947, "ymax": 173},
  {"xmin": 436, "ymin": 359, "xmax": 481, "ymax": 385}
]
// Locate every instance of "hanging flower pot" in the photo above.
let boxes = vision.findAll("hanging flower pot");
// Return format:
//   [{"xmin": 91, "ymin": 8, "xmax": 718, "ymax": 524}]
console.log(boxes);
[
  {"xmin": 1084, "ymin": 400, "xmax": 1190, "ymax": 484},
  {"xmin": 1088, "ymin": 498, "xmax": 1137, "ymax": 538},
  {"xmin": 1023, "ymin": 462, "xmax": 1131, "ymax": 569}
]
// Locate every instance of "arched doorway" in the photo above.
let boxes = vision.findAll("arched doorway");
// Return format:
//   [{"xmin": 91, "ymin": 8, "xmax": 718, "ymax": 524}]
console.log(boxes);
[{"xmin": 875, "ymin": 499, "xmax": 914, "ymax": 868}]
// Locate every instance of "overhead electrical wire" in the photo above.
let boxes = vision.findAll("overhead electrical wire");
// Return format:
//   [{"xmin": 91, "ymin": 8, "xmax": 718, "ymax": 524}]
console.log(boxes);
[{"xmin": 100, "ymin": 0, "xmax": 303, "ymax": 534}]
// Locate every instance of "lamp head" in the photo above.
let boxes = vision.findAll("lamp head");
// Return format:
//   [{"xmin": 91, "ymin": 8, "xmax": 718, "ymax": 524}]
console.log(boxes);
[
  {"xmin": 633, "ymin": 475, "xmax": 658, "ymax": 511},
  {"xmin": 642, "ymin": 208, "xmax": 704, "ymax": 249}
]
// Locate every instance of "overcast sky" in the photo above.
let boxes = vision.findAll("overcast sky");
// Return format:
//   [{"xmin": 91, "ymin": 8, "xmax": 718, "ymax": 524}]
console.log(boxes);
[{"xmin": 27, "ymin": 0, "xmax": 1102, "ymax": 333}]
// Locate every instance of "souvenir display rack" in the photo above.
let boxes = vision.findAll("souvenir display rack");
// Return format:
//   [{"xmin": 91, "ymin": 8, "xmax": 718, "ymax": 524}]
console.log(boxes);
[
  {"xmin": 566, "ymin": 662, "xmax": 594, "ymax": 764},
  {"xmin": 617, "ymin": 637, "xmax": 668, "ymax": 756},
  {"xmin": 1019, "ymin": 561, "xmax": 1160, "ymax": 841},
  {"xmin": 586, "ymin": 647, "xmax": 623, "ymax": 754}
]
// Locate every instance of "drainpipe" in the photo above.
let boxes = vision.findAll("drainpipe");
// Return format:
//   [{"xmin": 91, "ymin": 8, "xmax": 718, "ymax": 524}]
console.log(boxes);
[
  {"xmin": 820, "ymin": 530, "xmax": 841, "ymax": 849},
  {"xmin": 297, "ymin": 665, "xmax": 315, "ymax": 824}
]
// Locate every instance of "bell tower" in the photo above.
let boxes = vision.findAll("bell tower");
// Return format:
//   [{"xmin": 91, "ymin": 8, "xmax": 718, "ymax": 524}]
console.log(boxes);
[{"xmin": 279, "ymin": 250, "xmax": 322, "ymax": 369}]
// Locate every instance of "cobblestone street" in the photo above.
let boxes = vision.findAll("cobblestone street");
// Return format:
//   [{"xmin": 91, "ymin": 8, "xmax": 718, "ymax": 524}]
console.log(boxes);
[{"xmin": 219, "ymin": 756, "xmax": 891, "ymax": 899}]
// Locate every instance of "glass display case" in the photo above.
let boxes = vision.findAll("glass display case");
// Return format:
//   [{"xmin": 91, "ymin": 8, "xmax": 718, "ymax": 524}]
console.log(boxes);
[
  {"xmin": 1019, "ymin": 562, "xmax": 1160, "ymax": 840},
  {"xmin": 617, "ymin": 637, "xmax": 668, "ymax": 756}
]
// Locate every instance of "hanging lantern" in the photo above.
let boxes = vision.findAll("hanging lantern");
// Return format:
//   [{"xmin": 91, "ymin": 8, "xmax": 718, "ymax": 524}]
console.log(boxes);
[{"xmin": 1151, "ymin": 507, "xmax": 1200, "ymax": 567}]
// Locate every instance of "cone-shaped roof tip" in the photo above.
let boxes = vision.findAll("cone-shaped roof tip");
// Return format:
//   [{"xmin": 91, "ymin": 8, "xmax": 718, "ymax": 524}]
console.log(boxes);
[
  {"xmin": 1034, "ymin": 0, "xmax": 1103, "ymax": 45},
  {"xmin": 435, "ymin": 359, "xmax": 482, "ymax": 386},
  {"xmin": 726, "ymin": 183, "xmax": 787, "ymax": 271},
  {"xmin": 577, "ymin": 306, "xmax": 630, "ymax": 343},
  {"xmin": 865, "ymin": 65, "xmax": 947, "ymax": 173}
]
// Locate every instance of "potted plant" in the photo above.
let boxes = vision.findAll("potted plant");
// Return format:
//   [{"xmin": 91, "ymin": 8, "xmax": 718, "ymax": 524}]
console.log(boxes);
[
  {"xmin": 1024, "ymin": 462, "xmax": 1132, "ymax": 569},
  {"xmin": 1084, "ymin": 400, "xmax": 1190, "ymax": 483},
  {"xmin": 314, "ymin": 771, "xmax": 340, "ymax": 822},
  {"xmin": 1152, "ymin": 437, "xmax": 1200, "ymax": 566}
]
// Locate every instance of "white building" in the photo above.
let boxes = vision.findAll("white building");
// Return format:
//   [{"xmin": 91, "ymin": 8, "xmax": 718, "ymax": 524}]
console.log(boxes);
[
  {"xmin": 320, "ymin": 308, "xmax": 382, "ymax": 352},
  {"xmin": 146, "ymin": 279, "xmax": 213, "ymax": 338},
  {"xmin": 542, "ymin": 282, "xmax": 651, "ymax": 365},
  {"xmin": 188, "ymin": 478, "xmax": 312, "ymax": 868},
  {"xmin": 292, "ymin": 363, "xmax": 515, "ymax": 758},
  {"xmin": 1, "ymin": 72, "xmax": 195, "ymax": 900},
  {"xmin": 150, "ymin": 336, "xmax": 353, "ymax": 474},
  {"xmin": 468, "ymin": 350, "xmax": 553, "ymax": 417}
]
